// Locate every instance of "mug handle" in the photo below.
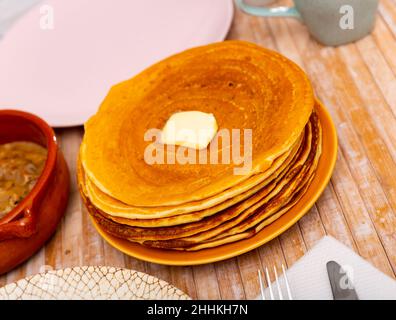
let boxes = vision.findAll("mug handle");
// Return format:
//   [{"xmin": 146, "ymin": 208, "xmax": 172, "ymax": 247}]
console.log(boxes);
[{"xmin": 235, "ymin": 0, "xmax": 301, "ymax": 19}]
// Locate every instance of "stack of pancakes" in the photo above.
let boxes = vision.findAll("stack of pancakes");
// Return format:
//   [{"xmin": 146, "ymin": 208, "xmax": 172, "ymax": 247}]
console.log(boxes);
[{"xmin": 78, "ymin": 41, "xmax": 322, "ymax": 251}]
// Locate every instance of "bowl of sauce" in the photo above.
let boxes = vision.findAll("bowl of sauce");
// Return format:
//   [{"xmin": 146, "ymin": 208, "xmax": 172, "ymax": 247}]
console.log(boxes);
[
  {"xmin": 0, "ymin": 110, "xmax": 70, "ymax": 275},
  {"xmin": 0, "ymin": 142, "xmax": 48, "ymax": 219}
]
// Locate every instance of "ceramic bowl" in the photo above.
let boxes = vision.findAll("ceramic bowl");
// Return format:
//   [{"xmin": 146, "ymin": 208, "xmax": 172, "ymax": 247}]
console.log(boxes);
[{"xmin": 0, "ymin": 110, "xmax": 70, "ymax": 275}]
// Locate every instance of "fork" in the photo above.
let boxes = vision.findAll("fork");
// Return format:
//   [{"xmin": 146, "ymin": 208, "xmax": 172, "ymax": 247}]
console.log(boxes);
[{"xmin": 258, "ymin": 264, "xmax": 293, "ymax": 300}]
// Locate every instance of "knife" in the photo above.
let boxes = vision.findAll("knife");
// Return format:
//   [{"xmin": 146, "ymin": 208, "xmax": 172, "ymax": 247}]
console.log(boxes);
[{"xmin": 326, "ymin": 261, "xmax": 359, "ymax": 300}]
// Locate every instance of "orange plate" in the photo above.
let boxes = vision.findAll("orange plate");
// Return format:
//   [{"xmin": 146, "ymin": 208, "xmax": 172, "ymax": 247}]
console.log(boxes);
[{"xmin": 90, "ymin": 99, "xmax": 338, "ymax": 266}]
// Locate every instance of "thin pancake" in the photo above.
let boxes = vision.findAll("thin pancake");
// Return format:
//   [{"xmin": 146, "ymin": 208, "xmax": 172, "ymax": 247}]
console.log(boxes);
[
  {"xmin": 83, "ymin": 133, "xmax": 303, "ymax": 220},
  {"xmin": 81, "ymin": 40, "xmax": 314, "ymax": 207},
  {"xmin": 205, "ymin": 112, "xmax": 322, "ymax": 242},
  {"xmin": 133, "ymin": 112, "xmax": 321, "ymax": 249},
  {"xmin": 81, "ymin": 128, "xmax": 307, "ymax": 236},
  {"xmin": 183, "ymin": 173, "xmax": 315, "ymax": 251},
  {"xmin": 87, "ymin": 114, "xmax": 318, "ymax": 245},
  {"xmin": 171, "ymin": 114, "xmax": 322, "ymax": 251},
  {"xmin": 80, "ymin": 130, "xmax": 304, "ymax": 227}
]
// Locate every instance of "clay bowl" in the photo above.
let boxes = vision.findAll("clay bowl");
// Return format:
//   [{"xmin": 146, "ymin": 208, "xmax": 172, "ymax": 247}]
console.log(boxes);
[{"xmin": 0, "ymin": 110, "xmax": 70, "ymax": 275}]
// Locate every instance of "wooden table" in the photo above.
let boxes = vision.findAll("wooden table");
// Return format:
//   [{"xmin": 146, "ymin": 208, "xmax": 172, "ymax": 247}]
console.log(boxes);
[{"xmin": 2, "ymin": 0, "xmax": 396, "ymax": 299}]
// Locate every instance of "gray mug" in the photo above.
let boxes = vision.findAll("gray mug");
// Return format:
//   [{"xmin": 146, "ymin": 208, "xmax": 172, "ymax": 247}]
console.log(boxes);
[{"xmin": 235, "ymin": 0, "xmax": 379, "ymax": 46}]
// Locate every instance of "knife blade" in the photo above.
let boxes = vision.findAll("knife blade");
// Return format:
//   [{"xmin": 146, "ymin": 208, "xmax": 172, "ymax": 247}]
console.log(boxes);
[{"xmin": 326, "ymin": 261, "xmax": 359, "ymax": 300}]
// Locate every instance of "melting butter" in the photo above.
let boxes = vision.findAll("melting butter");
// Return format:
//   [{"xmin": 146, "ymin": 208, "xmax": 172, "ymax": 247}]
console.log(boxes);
[{"xmin": 161, "ymin": 111, "xmax": 218, "ymax": 150}]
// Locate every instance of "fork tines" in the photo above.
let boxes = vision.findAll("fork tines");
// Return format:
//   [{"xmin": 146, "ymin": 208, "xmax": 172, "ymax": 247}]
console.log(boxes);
[{"xmin": 258, "ymin": 264, "xmax": 293, "ymax": 300}]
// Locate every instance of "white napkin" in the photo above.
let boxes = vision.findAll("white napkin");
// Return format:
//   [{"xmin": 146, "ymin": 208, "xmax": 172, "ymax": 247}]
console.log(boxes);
[{"xmin": 259, "ymin": 236, "xmax": 396, "ymax": 300}]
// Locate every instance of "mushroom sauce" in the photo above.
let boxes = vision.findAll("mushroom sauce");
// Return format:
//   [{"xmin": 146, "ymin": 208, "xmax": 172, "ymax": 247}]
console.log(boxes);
[{"xmin": 0, "ymin": 142, "xmax": 47, "ymax": 219}]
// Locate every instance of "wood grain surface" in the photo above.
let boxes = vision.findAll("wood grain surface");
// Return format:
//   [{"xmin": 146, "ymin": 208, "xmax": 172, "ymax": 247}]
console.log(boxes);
[{"xmin": 2, "ymin": 0, "xmax": 396, "ymax": 299}]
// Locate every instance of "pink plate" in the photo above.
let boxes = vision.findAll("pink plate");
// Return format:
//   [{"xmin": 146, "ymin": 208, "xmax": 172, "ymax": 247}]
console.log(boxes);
[{"xmin": 0, "ymin": 0, "xmax": 233, "ymax": 127}]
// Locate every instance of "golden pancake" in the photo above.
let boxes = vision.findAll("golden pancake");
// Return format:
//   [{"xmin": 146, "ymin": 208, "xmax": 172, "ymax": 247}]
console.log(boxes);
[
  {"xmin": 79, "ymin": 130, "xmax": 305, "ymax": 233},
  {"xmin": 171, "ymin": 114, "xmax": 322, "ymax": 251},
  {"xmin": 81, "ymin": 40, "xmax": 314, "ymax": 208},
  {"xmin": 185, "ymin": 149, "xmax": 320, "ymax": 252},
  {"xmin": 85, "ymin": 113, "xmax": 319, "ymax": 247},
  {"xmin": 140, "ymin": 114, "xmax": 321, "ymax": 251},
  {"xmin": 183, "ymin": 174, "xmax": 315, "ymax": 251},
  {"xmin": 205, "ymin": 113, "xmax": 322, "ymax": 241},
  {"xmin": 136, "ymin": 113, "xmax": 320, "ymax": 249},
  {"xmin": 82, "ymin": 133, "xmax": 303, "ymax": 221},
  {"xmin": 84, "ymin": 127, "xmax": 305, "ymax": 239}
]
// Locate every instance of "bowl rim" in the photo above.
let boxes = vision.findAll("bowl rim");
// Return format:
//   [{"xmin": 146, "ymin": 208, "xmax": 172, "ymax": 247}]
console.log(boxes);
[{"xmin": 0, "ymin": 109, "xmax": 58, "ymax": 225}]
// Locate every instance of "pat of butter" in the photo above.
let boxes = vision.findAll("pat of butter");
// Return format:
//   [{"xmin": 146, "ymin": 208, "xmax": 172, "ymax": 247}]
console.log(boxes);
[{"xmin": 161, "ymin": 111, "xmax": 218, "ymax": 150}]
